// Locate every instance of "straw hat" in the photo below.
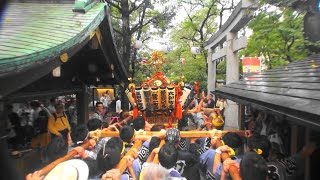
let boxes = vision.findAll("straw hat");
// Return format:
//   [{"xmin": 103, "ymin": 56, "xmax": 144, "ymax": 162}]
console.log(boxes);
[{"xmin": 44, "ymin": 159, "xmax": 89, "ymax": 180}]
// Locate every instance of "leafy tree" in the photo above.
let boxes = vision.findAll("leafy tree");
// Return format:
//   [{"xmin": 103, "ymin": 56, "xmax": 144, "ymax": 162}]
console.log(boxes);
[
  {"xmin": 242, "ymin": 7, "xmax": 308, "ymax": 69},
  {"xmin": 134, "ymin": 0, "xmax": 236, "ymax": 89},
  {"xmin": 158, "ymin": 0, "xmax": 225, "ymax": 90},
  {"xmin": 105, "ymin": 0, "xmax": 177, "ymax": 75},
  {"xmin": 104, "ymin": 0, "xmax": 177, "ymax": 110}
]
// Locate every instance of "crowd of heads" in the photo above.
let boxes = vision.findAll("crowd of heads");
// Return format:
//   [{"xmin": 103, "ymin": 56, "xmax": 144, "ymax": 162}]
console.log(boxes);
[{"xmin": 22, "ymin": 95, "xmax": 317, "ymax": 180}]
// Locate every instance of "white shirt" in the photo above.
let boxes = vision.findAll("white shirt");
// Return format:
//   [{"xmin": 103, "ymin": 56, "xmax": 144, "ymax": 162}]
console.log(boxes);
[
  {"xmin": 100, "ymin": 95, "xmax": 110, "ymax": 107},
  {"xmin": 116, "ymin": 99, "xmax": 122, "ymax": 113}
]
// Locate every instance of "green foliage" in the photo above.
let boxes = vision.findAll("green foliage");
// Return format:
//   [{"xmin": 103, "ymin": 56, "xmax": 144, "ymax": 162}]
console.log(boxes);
[
  {"xmin": 146, "ymin": 0, "xmax": 221, "ymax": 90},
  {"xmin": 106, "ymin": 0, "xmax": 177, "ymax": 74},
  {"xmin": 242, "ymin": 7, "xmax": 309, "ymax": 69},
  {"xmin": 165, "ymin": 48, "xmax": 207, "ymax": 89},
  {"xmin": 216, "ymin": 59, "xmax": 226, "ymax": 81}
]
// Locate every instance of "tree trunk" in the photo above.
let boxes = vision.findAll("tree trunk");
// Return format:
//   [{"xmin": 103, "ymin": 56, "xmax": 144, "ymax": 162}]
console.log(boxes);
[
  {"xmin": 119, "ymin": 0, "xmax": 132, "ymax": 110},
  {"xmin": 121, "ymin": 0, "xmax": 131, "ymax": 72}
]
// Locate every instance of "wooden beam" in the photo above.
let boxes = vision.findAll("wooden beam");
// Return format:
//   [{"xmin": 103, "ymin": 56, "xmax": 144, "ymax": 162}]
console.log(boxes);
[
  {"xmin": 115, "ymin": 140, "xmax": 142, "ymax": 174},
  {"xmin": 89, "ymin": 129, "xmax": 245, "ymax": 140}
]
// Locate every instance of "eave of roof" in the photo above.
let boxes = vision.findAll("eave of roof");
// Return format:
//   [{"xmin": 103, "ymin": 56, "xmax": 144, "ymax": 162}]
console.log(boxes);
[
  {"xmin": 98, "ymin": 13, "xmax": 129, "ymax": 87},
  {"xmin": 215, "ymin": 54, "xmax": 320, "ymax": 130},
  {"xmin": 0, "ymin": 2, "xmax": 106, "ymax": 77}
]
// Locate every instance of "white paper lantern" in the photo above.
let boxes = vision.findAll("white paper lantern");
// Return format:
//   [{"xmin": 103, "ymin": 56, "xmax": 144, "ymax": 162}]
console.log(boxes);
[
  {"xmin": 133, "ymin": 40, "xmax": 143, "ymax": 49},
  {"xmin": 191, "ymin": 47, "xmax": 201, "ymax": 54},
  {"xmin": 161, "ymin": 45, "xmax": 172, "ymax": 53},
  {"xmin": 52, "ymin": 66, "xmax": 61, "ymax": 77}
]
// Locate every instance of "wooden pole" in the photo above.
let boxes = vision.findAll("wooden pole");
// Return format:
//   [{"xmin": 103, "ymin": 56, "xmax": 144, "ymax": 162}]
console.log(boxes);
[
  {"xmin": 89, "ymin": 129, "xmax": 245, "ymax": 139},
  {"xmin": 115, "ymin": 140, "xmax": 142, "ymax": 174},
  {"xmin": 39, "ymin": 141, "xmax": 91, "ymax": 176}
]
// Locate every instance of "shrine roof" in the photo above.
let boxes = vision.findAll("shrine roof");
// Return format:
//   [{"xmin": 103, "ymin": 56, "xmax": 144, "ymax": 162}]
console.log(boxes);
[
  {"xmin": 215, "ymin": 54, "xmax": 320, "ymax": 130},
  {"xmin": 0, "ymin": 2, "xmax": 106, "ymax": 77}
]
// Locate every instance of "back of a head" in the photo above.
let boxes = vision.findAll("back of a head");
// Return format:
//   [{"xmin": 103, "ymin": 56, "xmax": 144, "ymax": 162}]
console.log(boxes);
[
  {"xmin": 189, "ymin": 143, "xmax": 202, "ymax": 158},
  {"xmin": 106, "ymin": 137, "xmax": 124, "ymax": 153},
  {"xmin": 83, "ymin": 158, "xmax": 100, "ymax": 179},
  {"xmin": 140, "ymin": 163, "xmax": 172, "ymax": 180},
  {"xmin": 222, "ymin": 132, "xmax": 243, "ymax": 149},
  {"xmin": 240, "ymin": 152, "xmax": 268, "ymax": 180},
  {"xmin": 247, "ymin": 134, "xmax": 272, "ymax": 160},
  {"xmin": 151, "ymin": 124, "xmax": 166, "ymax": 131},
  {"xmin": 149, "ymin": 136, "xmax": 161, "ymax": 152},
  {"xmin": 158, "ymin": 143, "xmax": 178, "ymax": 169},
  {"xmin": 132, "ymin": 116, "xmax": 145, "ymax": 131},
  {"xmin": 71, "ymin": 124, "xmax": 89, "ymax": 146},
  {"xmin": 178, "ymin": 113, "xmax": 189, "ymax": 131},
  {"xmin": 97, "ymin": 144, "xmax": 121, "ymax": 172},
  {"xmin": 30, "ymin": 100, "xmax": 41, "ymax": 108},
  {"xmin": 87, "ymin": 118, "xmax": 102, "ymax": 131},
  {"xmin": 120, "ymin": 125, "xmax": 134, "ymax": 143}
]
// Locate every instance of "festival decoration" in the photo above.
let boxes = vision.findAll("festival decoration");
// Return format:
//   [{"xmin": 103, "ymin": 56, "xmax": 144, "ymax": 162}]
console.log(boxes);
[
  {"xmin": 179, "ymin": 57, "xmax": 186, "ymax": 64},
  {"xmin": 125, "ymin": 51, "xmax": 188, "ymax": 126},
  {"xmin": 124, "ymin": 50, "xmax": 204, "ymax": 126},
  {"xmin": 161, "ymin": 45, "xmax": 172, "ymax": 53},
  {"xmin": 133, "ymin": 40, "xmax": 143, "ymax": 49},
  {"xmin": 191, "ymin": 46, "xmax": 201, "ymax": 54}
]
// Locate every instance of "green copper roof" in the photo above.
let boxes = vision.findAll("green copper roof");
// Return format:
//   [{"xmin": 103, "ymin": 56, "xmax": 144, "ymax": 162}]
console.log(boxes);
[{"xmin": 0, "ymin": 2, "xmax": 106, "ymax": 76}]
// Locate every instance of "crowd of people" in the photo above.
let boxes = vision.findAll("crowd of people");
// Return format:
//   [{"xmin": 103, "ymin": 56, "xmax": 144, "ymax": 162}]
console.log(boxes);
[
  {"xmin": 4, "ymin": 97, "xmax": 77, "ymax": 152},
  {"xmin": 20, "ymin": 91, "xmax": 317, "ymax": 180},
  {"xmin": 3, "ymin": 90, "xmax": 316, "ymax": 180}
]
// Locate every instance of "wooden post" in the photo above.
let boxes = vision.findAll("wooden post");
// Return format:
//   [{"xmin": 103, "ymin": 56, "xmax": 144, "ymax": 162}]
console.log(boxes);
[
  {"xmin": 77, "ymin": 84, "xmax": 89, "ymax": 124},
  {"xmin": 304, "ymin": 128, "xmax": 310, "ymax": 180},
  {"xmin": 290, "ymin": 125, "xmax": 298, "ymax": 154}
]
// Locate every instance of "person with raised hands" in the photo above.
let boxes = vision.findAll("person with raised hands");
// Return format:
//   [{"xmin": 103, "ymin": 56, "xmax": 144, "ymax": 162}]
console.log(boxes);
[{"xmin": 212, "ymin": 132, "xmax": 243, "ymax": 180}]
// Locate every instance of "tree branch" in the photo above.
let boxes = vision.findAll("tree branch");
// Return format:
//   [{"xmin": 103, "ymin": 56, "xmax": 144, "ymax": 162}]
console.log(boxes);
[
  {"xmin": 106, "ymin": 0, "xmax": 121, "ymax": 11},
  {"xmin": 131, "ymin": 16, "xmax": 156, "ymax": 34},
  {"xmin": 129, "ymin": 0, "xmax": 144, "ymax": 14},
  {"xmin": 180, "ymin": 36, "xmax": 199, "ymax": 43}
]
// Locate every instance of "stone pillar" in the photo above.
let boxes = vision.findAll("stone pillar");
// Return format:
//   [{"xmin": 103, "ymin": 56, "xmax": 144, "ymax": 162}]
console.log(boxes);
[
  {"xmin": 77, "ymin": 84, "xmax": 89, "ymax": 124},
  {"xmin": 207, "ymin": 48, "xmax": 216, "ymax": 97},
  {"xmin": 224, "ymin": 32, "xmax": 240, "ymax": 130}
]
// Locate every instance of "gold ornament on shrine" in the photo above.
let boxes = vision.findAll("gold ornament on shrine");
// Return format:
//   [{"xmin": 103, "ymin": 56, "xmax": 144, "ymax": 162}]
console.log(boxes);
[{"xmin": 149, "ymin": 50, "xmax": 166, "ymax": 72}]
